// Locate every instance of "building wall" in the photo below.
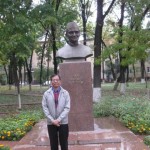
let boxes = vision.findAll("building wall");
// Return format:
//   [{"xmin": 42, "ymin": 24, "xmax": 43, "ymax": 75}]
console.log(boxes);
[
  {"xmin": 129, "ymin": 61, "xmax": 150, "ymax": 80},
  {"xmin": 32, "ymin": 50, "xmax": 54, "ymax": 69}
]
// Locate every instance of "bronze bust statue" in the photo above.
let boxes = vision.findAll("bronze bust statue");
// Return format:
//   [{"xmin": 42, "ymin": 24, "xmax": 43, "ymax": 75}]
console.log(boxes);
[{"xmin": 56, "ymin": 22, "xmax": 93, "ymax": 62}]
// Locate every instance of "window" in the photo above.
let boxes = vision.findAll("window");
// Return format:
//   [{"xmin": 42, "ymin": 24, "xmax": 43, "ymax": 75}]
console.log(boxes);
[{"xmin": 147, "ymin": 67, "xmax": 150, "ymax": 73}]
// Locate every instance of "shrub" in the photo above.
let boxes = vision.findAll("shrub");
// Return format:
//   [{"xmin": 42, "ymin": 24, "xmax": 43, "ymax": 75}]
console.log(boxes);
[
  {"xmin": 144, "ymin": 135, "xmax": 150, "ymax": 147},
  {"xmin": 93, "ymin": 97, "xmax": 112, "ymax": 117},
  {"xmin": 93, "ymin": 95, "xmax": 150, "ymax": 134}
]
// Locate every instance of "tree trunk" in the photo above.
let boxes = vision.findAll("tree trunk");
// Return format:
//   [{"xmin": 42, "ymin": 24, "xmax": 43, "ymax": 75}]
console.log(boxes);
[
  {"xmin": 141, "ymin": 59, "xmax": 145, "ymax": 83},
  {"xmin": 8, "ymin": 63, "xmax": 13, "ymax": 90},
  {"xmin": 51, "ymin": 25, "xmax": 58, "ymax": 74},
  {"xmin": 18, "ymin": 64, "xmax": 22, "ymax": 86},
  {"xmin": 47, "ymin": 46, "xmax": 50, "ymax": 81},
  {"xmin": 40, "ymin": 30, "xmax": 49, "ymax": 85},
  {"xmin": 113, "ymin": 81, "xmax": 119, "ymax": 91},
  {"xmin": 80, "ymin": 0, "xmax": 87, "ymax": 45},
  {"xmin": 126, "ymin": 66, "xmax": 129, "ymax": 86},
  {"xmin": 113, "ymin": 1, "xmax": 126, "ymax": 94},
  {"xmin": 25, "ymin": 58, "xmax": 33, "ymax": 91},
  {"xmin": 24, "ymin": 64, "xmax": 26, "ymax": 84},
  {"xmin": 93, "ymin": 0, "xmax": 116, "ymax": 101},
  {"xmin": 110, "ymin": 56, "xmax": 116, "ymax": 81},
  {"xmin": 93, "ymin": 0, "xmax": 103, "ymax": 102},
  {"xmin": 3, "ymin": 65, "xmax": 8, "ymax": 84},
  {"xmin": 102, "ymin": 61, "xmax": 105, "ymax": 82},
  {"xmin": 94, "ymin": 0, "xmax": 103, "ymax": 88},
  {"xmin": 132, "ymin": 64, "xmax": 136, "ymax": 82},
  {"xmin": 12, "ymin": 54, "xmax": 21, "ymax": 109},
  {"xmin": 119, "ymin": 66, "xmax": 126, "ymax": 94},
  {"xmin": 29, "ymin": 50, "xmax": 33, "ymax": 84}
]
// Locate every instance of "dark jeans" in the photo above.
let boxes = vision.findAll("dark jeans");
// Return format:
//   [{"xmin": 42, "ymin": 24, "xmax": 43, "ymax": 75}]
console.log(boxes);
[{"xmin": 47, "ymin": 124, "xmax": 69, "ymax": 150}]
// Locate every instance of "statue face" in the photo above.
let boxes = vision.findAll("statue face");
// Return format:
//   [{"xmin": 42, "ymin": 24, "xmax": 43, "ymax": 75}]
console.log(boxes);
[{"xmin": 66, "ymin": 23, "xmax": 80, "ymax": 46}]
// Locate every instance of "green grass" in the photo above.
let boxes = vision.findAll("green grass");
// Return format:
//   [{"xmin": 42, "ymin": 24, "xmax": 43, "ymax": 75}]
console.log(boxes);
[
  {"xmin": 0, "ymin": 85, "xmax": 49, "ymax": 103},
  {"xmin": 102, "ymin": 82, "xmax": 148, "ymax": 90},
  {"xmin": 0, "ymin": 84, "xmax": 49, "ymax": 94},
  {"xmin": 101, "ymin": 82, "xmax": 148, "ymax": 97},
  {"xmin": 0, "ymin": 94, "xmax": 42, "ymax": 104}
]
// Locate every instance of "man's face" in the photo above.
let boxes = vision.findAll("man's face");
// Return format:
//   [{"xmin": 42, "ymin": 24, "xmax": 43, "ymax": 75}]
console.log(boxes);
[
  {"xmin": 66, "ymin": 25, "xmax": 80, "ymax": 44},
  {"xmin": 51, "ymin": 75, "xmax": 61, "ymax": 89}
]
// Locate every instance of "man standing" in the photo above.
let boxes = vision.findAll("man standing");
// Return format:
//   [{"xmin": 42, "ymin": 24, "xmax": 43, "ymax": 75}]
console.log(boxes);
[{"xmin": 42, "ymin": 74, "xmax": 71, "ymax": 150}]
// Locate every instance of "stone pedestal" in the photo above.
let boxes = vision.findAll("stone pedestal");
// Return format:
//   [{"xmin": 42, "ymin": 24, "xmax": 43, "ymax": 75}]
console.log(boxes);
[{"xmin": 59, "ymin": 62, "xmax": 94, "ymax": 131}]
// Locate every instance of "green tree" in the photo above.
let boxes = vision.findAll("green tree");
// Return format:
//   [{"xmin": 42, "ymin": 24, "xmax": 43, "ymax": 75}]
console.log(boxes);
[
  {"xmin": 0, "ymin": 0, "xmax": 37, "ymax": 108},
  {"xmin": 101, "ymin": 0, "xmax": 150, "ymax": 93}
]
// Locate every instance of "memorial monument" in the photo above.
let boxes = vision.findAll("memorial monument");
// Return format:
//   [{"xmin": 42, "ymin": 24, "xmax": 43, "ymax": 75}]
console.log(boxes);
[{"xmin": 56, "ymin": 22, "xmax": 94, "ymax": 131}]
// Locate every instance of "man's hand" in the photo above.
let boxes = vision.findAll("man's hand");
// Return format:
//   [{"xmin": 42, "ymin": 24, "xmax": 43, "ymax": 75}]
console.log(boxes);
[{"xmin": 52, "ymin": 120, "xmax": 60, "ymax": 126}]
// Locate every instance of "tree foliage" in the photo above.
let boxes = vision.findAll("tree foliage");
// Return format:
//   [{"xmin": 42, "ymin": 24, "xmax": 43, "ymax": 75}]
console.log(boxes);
[{"xmin": 101, "ymin": 0, "xmax": 150, "ymax": 84}]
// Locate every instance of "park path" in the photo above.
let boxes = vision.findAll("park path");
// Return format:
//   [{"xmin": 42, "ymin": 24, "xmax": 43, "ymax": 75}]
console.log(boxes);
[{"xmin": 1, "ymin": 117, "xmax": 149, "ymax": 150}]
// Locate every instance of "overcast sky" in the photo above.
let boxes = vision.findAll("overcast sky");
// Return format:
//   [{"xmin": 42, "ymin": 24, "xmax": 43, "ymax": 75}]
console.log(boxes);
[{"xmin": 33, "ymin": 0, "xmax": 41, "ymax": 5}]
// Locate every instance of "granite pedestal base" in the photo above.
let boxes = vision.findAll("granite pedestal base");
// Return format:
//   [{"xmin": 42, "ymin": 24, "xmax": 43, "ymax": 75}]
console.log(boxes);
[{"xmin": 59, "ymin": 62, "xmax": 94, "ymax": 131}]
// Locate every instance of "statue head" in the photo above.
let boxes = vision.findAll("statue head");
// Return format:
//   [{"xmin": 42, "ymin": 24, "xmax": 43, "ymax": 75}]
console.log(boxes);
[{"xmin": 65, "ymin": 22, "xmax": 80, "ymax": 46}]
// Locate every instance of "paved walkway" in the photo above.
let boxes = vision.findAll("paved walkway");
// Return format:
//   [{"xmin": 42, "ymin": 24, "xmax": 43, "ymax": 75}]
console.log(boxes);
[{"xmin": 1, "ymin": 117, "xmax": 150, "ymax": 150}]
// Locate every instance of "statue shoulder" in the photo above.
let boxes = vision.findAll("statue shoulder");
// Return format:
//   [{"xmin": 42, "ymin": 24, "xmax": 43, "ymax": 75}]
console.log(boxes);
[
  {"xmin": 56, "ymin": 45, "xmax": 68, "ymax": 58},
  {"xmin": 57, "ymin": 45, "xmax": 67, "ymax": 52},
  {"xmin": 78, "ymin": 44, "xmax": 92, "ymax": 53},
  {"xmin": 56, "ymin": 43, "xmax": 93, "ymax": 60}
]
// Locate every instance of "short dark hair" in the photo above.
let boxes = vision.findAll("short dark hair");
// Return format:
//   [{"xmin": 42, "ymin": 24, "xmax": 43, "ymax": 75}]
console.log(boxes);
[{"xmin": 50, "ymin": 74, "xmax": 61, "ymax": 81}]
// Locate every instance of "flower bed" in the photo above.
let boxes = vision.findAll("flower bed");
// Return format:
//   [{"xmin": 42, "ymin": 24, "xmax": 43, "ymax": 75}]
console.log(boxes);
[
  {"xmin": 0, "ymin": 110, "xmax": 43, "ymax": 141},
  {"xmin": 94, "ymin": 95, "xmax": 150, "ymax": 134}
]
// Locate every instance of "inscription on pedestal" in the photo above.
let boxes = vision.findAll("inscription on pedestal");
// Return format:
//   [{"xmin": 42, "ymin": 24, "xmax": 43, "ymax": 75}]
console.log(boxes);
[{"xmin": 69, "ymin": 74, "xmax": 83, "ymax": 84}]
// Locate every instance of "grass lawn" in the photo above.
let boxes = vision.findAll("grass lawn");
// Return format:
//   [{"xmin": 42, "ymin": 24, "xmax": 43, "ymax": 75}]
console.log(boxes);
[{"xmin": 0, "ymin": 85, "xmax": 49, "ymax": 115}]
